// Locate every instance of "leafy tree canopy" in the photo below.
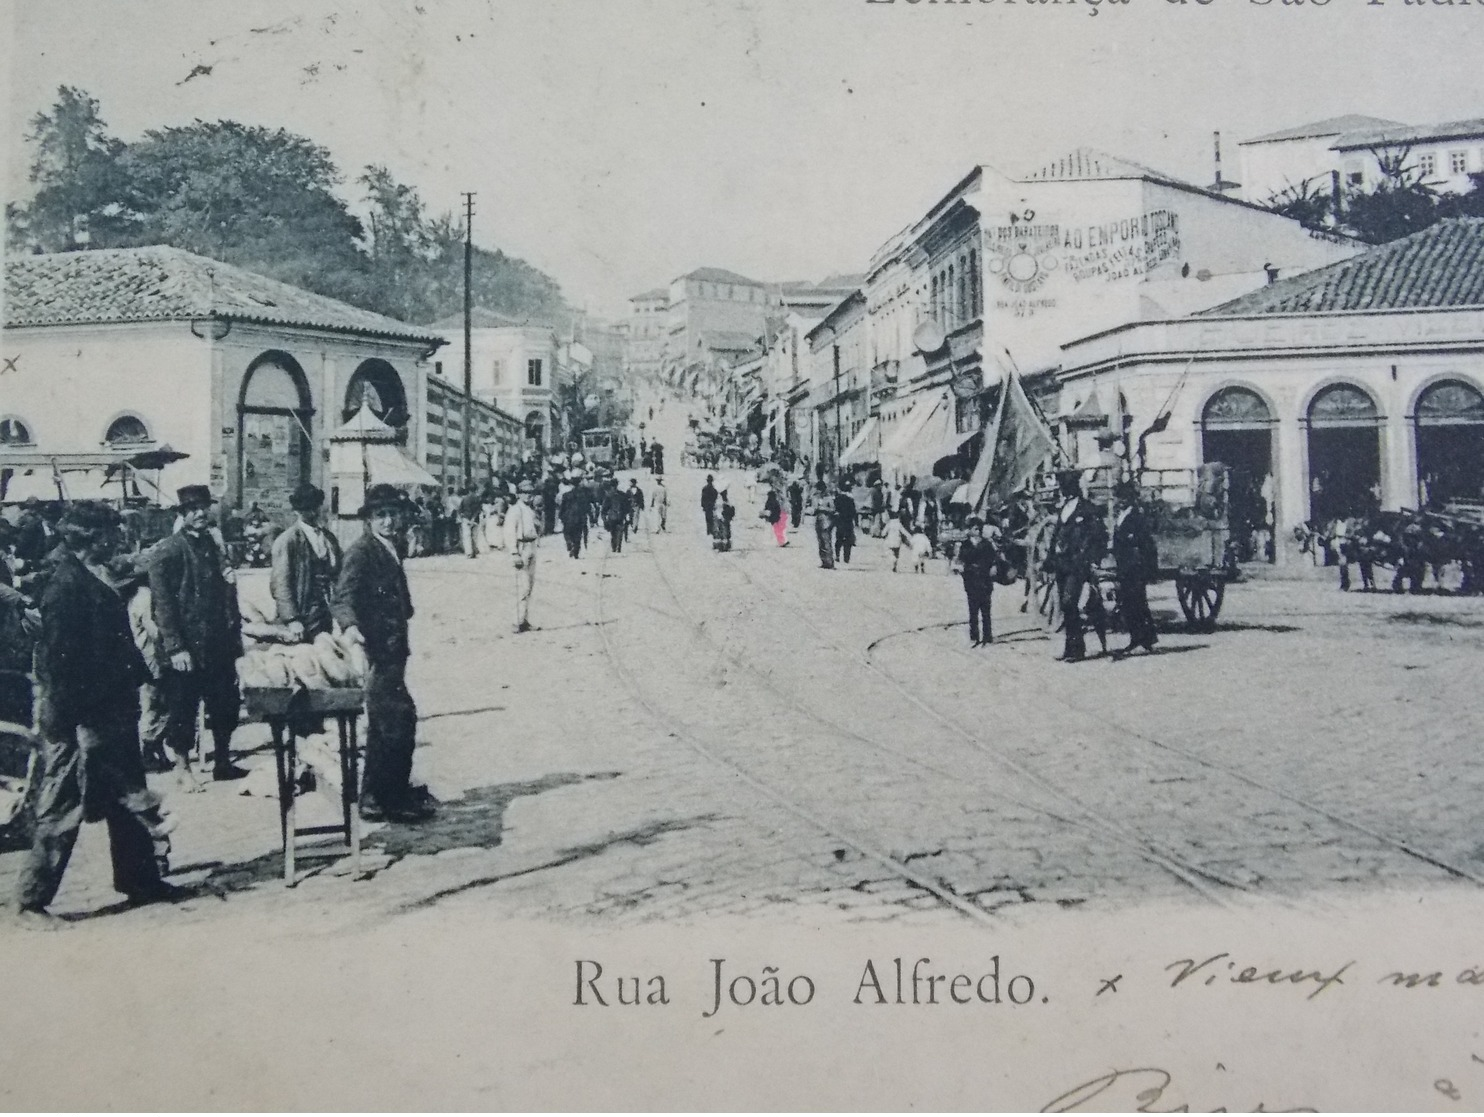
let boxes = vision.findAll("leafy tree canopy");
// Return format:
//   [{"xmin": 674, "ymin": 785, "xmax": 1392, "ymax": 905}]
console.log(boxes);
[{"xmin": 8, "ymin": 86, "xmax": 571, "ymax": 328}]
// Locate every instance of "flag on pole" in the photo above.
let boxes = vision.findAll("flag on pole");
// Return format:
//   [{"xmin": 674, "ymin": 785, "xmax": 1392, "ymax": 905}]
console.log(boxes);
[{"xmin": 968, "ymin": 370, "xmax": 1057, "ymax": 513}]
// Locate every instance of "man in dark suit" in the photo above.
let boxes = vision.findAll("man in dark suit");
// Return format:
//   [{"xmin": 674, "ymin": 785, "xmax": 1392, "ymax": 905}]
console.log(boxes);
[
  {"xmin": 149, "ymin": 484, "xmax": 245, "ymax": 783},
  {"xmin": 700, "ymin": 475, "xmax": 718, "ymax": 537},
  {"xmin": 833, "ymin": 483, "xmax": 857, "ymax": 564},
  {"xmin": 1111, "ymin": 479, "xmax": 1159, "ymax": 655},
  {"xmin": 270, "ymin": 482, "xmax": 342, "ymax": 641},
  {"xmin": 332, "ymin": 484, "xmax": 431, "ymax": 824},
  {"xmin": 17, "ymin": 502, "xmax": 180, "ymax": 926},
  {"xmin": 1045, "ymin": 469, "xmax": 1107, "ymax": 663},
  {"xmin": 955, "ymin": 514, "xmax": 1001, "ymax": 646}
]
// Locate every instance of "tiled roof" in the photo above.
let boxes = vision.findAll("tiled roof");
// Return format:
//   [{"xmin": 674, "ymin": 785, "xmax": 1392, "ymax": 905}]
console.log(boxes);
[
  {"xmin": 1019, "ymin": 147, "xmax": 1191, "ymax": 187},
  {"xmin": 628, "ymin": 287, "xmax": 669, "ymax": 303},
  {"xmin": 4, "ymin": 246, "xmax": 442, "ymax": 343},
  {"xmin": 680, "ymin": 266, "xmax": 762, "ymax": 286},
  {"xmin": 1332, "ymin": 117, "xmax": 1484, "ymax": 151},
  {"xmin": 1243, "ymin": 115, "xmax": 1405, "ymax": 145},
  {"xmin": 1200, "ymin": 218, "xmax": 1484, "ymax": 316},
  {"xmin": 429, "ymin": 306, "xmax": 548, "ymax": 331}
]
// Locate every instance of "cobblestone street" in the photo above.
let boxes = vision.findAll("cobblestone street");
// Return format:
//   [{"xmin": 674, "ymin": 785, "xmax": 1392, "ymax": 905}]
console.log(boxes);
[{"xmin": 5, "ymin": 462, "xmax": 1483, "ymax": 935}]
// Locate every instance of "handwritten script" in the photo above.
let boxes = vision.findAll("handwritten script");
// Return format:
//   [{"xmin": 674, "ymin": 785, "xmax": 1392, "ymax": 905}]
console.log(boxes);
[{"xmin": 1041, "ymin": 1067, "xmax": 1316, "ymax": 1113}]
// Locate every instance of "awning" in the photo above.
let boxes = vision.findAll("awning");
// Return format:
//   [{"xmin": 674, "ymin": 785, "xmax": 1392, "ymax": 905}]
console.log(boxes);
[
  {"xmin": 364, "ymin": 443, "xmax": 438, "ymax": 488},
  {"xmin": 838, "ymin": 416, "xmax": 881, "ymax": 467},
  {"xmin": 879, "ymin": 392, "xmax": 942, "ymax": 469},
  {"xmin": 880, "ymin": 391, "xmax": 974, "ymax": 479}
]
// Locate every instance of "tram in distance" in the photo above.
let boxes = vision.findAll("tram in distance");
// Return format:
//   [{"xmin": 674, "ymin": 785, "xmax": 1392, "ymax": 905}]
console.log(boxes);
[{"xmin": 581, "ymin": 427, "xmax": 616, "ymax": 468}]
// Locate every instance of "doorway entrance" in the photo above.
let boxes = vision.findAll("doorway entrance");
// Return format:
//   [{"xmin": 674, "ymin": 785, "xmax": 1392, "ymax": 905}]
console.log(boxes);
[
  {"xmin": 238, "ymin": 353, "xmax": 312, "ymax": 521},
  {"xmin": 1414, "ymin": 378, "xmax": 1484, "ymax": 507},
  {"xmin": 1201, "ymin": 386, "xmax": 1274, "ymax": 561},
  {"xmin": 1305, "ymin": 383, "xmax": 1380, "ymax": 524}
]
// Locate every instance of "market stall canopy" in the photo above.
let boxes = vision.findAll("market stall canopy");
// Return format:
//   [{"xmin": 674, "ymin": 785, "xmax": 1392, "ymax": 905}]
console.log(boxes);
[
  {"xmin": 123, "ymin": 444, "xmax": 189, "ymax": 471},
  {"xmin": 838, "ymin": 416, "xmax": 881, "ymax": 467},
  {"xmin": 331, "ymin": 401, "xmax": 399, "ymax": 443},
  {"xmin": 363, "ymin": 442, "xmax": 438, "ymax": 488}
]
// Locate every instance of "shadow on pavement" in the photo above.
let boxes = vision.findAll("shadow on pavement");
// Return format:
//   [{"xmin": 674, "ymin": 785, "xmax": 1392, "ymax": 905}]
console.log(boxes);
[
  {"xmin": 1209, "ymin": 621, "xmax": 1302, "ymax": 634},
  {"xmin": 369, "ymin": 771, "xmax": 621, "ymax": 866},
  {"xmin": 1389, "ymin": 611, "xmax": 1484, "ymax": 629},
  {"xmin": 394, "ymin": 812, "xmax": 719, "ymax": 913},
  {"xmin": 63, "ymin": 771, "xmax": 631, "ymax": 910}
]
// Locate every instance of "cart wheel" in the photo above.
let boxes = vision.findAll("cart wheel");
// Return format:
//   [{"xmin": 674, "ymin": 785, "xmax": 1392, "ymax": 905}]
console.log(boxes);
[{"xmin": 1176, "ymin": 575, "xmax": 1224, "ymax": 632}]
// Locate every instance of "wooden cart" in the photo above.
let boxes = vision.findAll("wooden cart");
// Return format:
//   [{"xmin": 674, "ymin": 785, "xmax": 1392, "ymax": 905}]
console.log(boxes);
[
  {"xmin": 242, "ymin": 686, "xmax": 366, "ymax": 887},
  {"xmin": 1021, "ymin": 464, "xmax": 1234, "ymax": 634}
]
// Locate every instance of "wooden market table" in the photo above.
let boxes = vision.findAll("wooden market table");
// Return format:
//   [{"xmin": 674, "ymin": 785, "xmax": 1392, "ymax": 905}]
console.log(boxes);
[{"xmin": 242, "ymin": 686, "xmax": 366, "ymax": 887}]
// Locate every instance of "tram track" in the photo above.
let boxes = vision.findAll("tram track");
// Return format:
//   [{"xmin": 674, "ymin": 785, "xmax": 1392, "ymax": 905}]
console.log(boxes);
[
  {"xmin": 622, "ymin": 520, "xmax": 1246, "ymax": 909},
  {"xmin": 587, "ymin": 541, "xmax": 1006, "ymax": 928},
  {"xmin": 826, "ymin": 557, "xmax": 1484, "ymax": 891}
]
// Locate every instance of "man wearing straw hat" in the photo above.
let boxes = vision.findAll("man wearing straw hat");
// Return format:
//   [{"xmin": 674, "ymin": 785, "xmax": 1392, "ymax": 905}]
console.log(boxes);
[
  {"xmin": 149, "ymin": 484, "xmax": 245, "ymax": 784},
  {"xmin": 332, "ymin": 484, "xmax": 431, "ymax": 824}
]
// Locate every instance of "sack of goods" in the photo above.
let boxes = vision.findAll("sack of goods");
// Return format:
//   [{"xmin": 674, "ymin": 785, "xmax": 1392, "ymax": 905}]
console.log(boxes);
[{"xmin": 237, "ymin": 631, "xmax": 367, "ymax": 691}]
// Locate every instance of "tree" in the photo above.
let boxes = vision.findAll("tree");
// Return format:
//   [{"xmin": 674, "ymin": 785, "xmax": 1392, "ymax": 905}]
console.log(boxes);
[
  {"xmin": 1339, "ymin": 144, "xmax": 1441, "ymax": 244},
  {"xmin": 8, "ymin": 87, "xmax": 574, "ymax": 329},
  {"xmin": 1264, "ymin": 177, "xmax": 1333, "ymax": 231},
  {"xmin": 11, "ymin": 85, "xmax": 127, "ymax": 250},
  {"xmin": 1437, "ymin": 172, "xmax": 1484, "ymax": 220},
  {"xmin": 115, "ymin": 120, "xmax": 367, "ymax": 295}
]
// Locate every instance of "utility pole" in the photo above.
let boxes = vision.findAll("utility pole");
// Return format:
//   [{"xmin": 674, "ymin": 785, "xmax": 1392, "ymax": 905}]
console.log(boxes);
[
  {"xmin": 832, "ymin": 341, "xmax": 843, "ymax": 470},
  {"xmin": 461, "ymin": 191, "xmax": 476, "ymax": 486}
]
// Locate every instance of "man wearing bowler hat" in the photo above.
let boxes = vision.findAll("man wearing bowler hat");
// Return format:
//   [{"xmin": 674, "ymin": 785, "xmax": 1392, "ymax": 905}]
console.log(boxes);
[
  {"xmin": 270, "ymin": 482, "xmax": 342, "ymax": 642},
  {"xmin": 149, "ymin": 484, "xmax": 246, "ymax": 783},
  {"xmin": 1044, "ymin": 468, "xmax": 1107, "ymax": 663},
  {"xmin": 1111, "ymin": 478, "xmax": 1159, "ymax": 655},
  {"xmin": 332, "ymin": 484, "xmax": 430, "ymax": 823}
]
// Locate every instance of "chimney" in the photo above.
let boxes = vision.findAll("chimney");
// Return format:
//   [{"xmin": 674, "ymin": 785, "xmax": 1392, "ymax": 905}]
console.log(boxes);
[{"xmin": 1213, "ymin": 131, "xmax": 1223, "ymax": 191}]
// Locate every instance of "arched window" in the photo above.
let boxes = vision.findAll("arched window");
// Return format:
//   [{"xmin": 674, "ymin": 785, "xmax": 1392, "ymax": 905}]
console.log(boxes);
[
  {"xmin": 0, "ymin": 417, "xmax": 34, "ymax": 445},
  {"xmin": 104, "ymin": 414, "xmax": 152, "ymax": 447},
  {"xmin": 1307, "ymin": 382, "xmax": 1380, "ymax": 426},
  {"xmin": 1416, "ymin": 378, "xmax": 1484, "ymax": 424},
  {"xmin": 1202, "ymin": 386, "xmax": 1272, "ymax": 428},
  {"xmin": 344, "ymin": 359, "xmax": 408, "ymax": 426}
]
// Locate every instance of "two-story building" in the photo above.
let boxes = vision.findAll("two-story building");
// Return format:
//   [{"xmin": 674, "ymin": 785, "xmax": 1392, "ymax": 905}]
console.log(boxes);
[
  {"xmin": 1239, "ymin": 115, "xmax": 1484, "ymax": 205},
  {"xmin": 431, "ymin": 308, "xmax": 566, "ymax": 455},
  {"xmin": 839, "ymin": 148, "xmax": 1359, "ymax": 487}
]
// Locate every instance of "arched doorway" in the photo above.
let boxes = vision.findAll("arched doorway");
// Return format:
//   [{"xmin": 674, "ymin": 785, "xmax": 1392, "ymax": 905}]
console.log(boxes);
[
  {"xmin": 344, "ymin": 359, "xmax": 409, "ymax": 427},
  {"xmin": 525, "ymin": 410, "xmax": 546, "ymax": 453},
  {"xmin": 1306, "ymin": 382, "xmax": 1381, "ymax": 524},
  {"xmin": 1201, "ymin": 386, "xmax": 1274, "ymax": 561},
  {"xmin": 238, "ymin": 352, "xmax": 313, "ymax": 520},
  {"xmin": 1415, "ymin": 378, "xmax": 1484, "ymax": 507}
]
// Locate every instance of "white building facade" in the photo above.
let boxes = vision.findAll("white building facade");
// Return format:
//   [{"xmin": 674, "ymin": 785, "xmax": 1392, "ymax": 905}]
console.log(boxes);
[
  {"xmin": 1054, "ymin": 219, "xmax": 1484, "ymax": 564},
  {"xmin": 1, "ymin": 247, "xmax": 441, "ymax": 524}
]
